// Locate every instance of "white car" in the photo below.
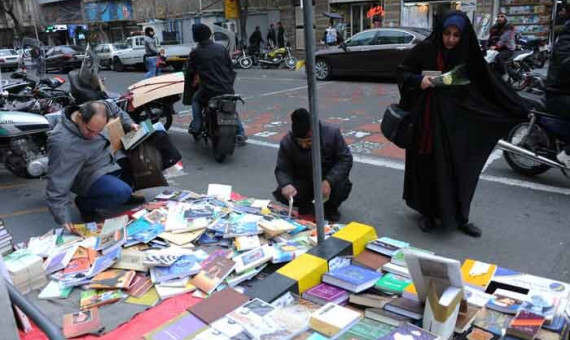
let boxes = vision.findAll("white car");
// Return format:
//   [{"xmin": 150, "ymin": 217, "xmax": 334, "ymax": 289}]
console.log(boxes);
[
  {"xmin": 0, "ymin": 49, "xmax": 21, "ymax": 71},
  {"xmin": 93, "ymin": 43, "xmax": 129, "ymax": 70}
]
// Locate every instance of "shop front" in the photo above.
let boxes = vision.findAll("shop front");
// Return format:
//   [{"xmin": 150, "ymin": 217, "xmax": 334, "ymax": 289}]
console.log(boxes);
[
  {"xmin": 400, "ymin": 0, "xmax": 476, "ymax": 29},
  {"xmin": 329, "ymin": 0, "xmax": 385, "ymax": 38}
]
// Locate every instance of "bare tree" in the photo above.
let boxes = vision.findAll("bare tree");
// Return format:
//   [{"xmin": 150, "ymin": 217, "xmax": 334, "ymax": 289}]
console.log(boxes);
[{"xmin": 0, "ymin": 0, "xmax": 23, "ymax": 39}]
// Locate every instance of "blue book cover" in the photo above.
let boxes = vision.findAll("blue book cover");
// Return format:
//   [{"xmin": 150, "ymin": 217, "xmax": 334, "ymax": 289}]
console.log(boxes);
[
  {"xmin": 325, "ymin": 265, "xmax": 382, "ymax": 285},
  {"xmin": 131, "ymin": 223, "xmax": 165, "ymax": 244},
  {"xmin": 150, "ymin": 253, "xmax": 206, "ymax": 283},
  {"xmin": 223, "ymin": 221, "xmax": 260, "ymax": 238},
  {"xmin": 126, "ymin": 218, "xmax": 152, "ymax": 237}
]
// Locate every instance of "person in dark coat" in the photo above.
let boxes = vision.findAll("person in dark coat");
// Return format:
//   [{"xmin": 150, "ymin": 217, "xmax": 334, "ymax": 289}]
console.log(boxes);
[
  {"xmin": 267, "ymin": 24, "xmax": 277, "ymax": 48},
  {"xmin": 183, "ymin": 24, "xmax": 246, "ymax": 143},
  {"xmin": 397, "ymin": 11, "xmax": 528, "ymax": 237},
  {"xmin": 277, "ymin": 22, "xmax": 286, "ymax": 48},
  {"xmin": 273, "ymin": 108, "xmax": 353, "ymax": 222},
  {"xmin": 488, "ymin": 13, "xmax": 515, "ymax": 78}
]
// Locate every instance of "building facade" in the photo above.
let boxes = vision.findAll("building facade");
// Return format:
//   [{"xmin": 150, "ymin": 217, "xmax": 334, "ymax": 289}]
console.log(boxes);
[{"xmin": 0, "ymin": 0, "xmax": 42, "ymax": 47}]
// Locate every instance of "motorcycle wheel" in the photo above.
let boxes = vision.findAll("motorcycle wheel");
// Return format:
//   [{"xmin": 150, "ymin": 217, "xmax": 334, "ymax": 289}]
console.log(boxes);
[
  {"xmin": 139, "ymin": 100, "xmax": 174, "ymax": 130},
  {"xmin": 239, "ymin": 57, "xmax": 253, "ymax": 69},
  {"xmin": 212, "ymin": 125, "xmax": 237, "ymax": 163},
  {"xmin": 503, "ymin": 123, "xmax": 551, "ymax": 177},
  {"xmin": 285, "ymin": 57, "xmax": 298, "ymax": 70}
]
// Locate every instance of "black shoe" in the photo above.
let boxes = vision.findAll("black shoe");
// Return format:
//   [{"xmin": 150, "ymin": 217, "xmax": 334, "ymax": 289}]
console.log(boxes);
[
  {"xmin": 459, "ymin": 223, "xmax": 482, "ymax": 237},
  {"xmin": 236, "ymin": 134, "xmax": 248, "ymax": 146},
  {"xmin": 418, "ymin": 215, "xmax": 435, "ymax": 232},
  {"xmin": 126, "ymin": 194, "xmax": 146, "ymax": 205},
  {"xmin": 188, "ymin": 125, "xmax": 201, "ymax": 141},
  {"xmin": 325, "ymin": 209, "xmax": 341, "ymax": 223}
]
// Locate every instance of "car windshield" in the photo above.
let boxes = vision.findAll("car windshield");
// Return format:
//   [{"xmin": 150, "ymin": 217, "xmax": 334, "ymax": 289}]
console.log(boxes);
[
  {"xmin": 0, "ymin": 49, "xmax": 17, "ymax": 56},
  {"xmin": 345, "ymin": 30, "xmax": 378, "ymax": 47},
  {"xmin": 113, "ymin": 43, "xmax": 128, "ymax": 50}
]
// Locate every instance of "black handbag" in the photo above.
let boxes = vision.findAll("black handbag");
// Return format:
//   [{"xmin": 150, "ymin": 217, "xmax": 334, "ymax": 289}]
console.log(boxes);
[
  {"xmin": 128, "ymin": 142, "xmax": 168, "ymax": 190},
  {"xmin": 381, "ymin": 103, "xmax": 414, "ymax": 149},
  {"xmin": 147, "ymin": 131, "xmax": 182, "ymax": 170}
]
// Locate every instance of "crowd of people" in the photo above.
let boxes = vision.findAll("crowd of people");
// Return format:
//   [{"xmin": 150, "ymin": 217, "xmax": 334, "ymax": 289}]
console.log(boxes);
[{"xmin": 44, "ymin": 9, "xmax": 570, "ymax": 241}]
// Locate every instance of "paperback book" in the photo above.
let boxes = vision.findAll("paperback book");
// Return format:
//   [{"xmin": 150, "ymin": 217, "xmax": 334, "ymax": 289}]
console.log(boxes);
[{"xmin": 322, "ymin": 264, "xmax": 382, "ymax": 293}]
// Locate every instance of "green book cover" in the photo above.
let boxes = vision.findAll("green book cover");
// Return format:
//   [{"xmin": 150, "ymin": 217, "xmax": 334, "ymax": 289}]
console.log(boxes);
[
  {"xmin": 391, "ymin": 247, "xmax": 434, "ymax": 266},
  {"xmin": 374, "ymin": 273, "xmax": 412, "ymax": 293},
  {"xmin": 339, "ymin": 318, "xmax": 395, "ymax": 340}
]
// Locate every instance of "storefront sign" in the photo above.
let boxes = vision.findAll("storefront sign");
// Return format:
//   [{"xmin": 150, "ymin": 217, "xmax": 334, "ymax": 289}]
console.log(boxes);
[
  {"xmin": 84, "ymin": 0, "xmax": 134, "ymax": 22},
  {"xmin": 225, "ymin": 0, "xmax": 239, "ymax": 20},
  {"xmin": 366, "ymin": 5, "xmax": 384, "ymax": 18}
]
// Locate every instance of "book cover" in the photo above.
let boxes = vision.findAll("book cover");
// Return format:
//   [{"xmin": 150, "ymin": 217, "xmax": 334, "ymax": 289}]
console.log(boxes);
[
  {"xmin": 303, "ymin": 283, "xmax": 349, "ymax": 304},
  {"xmin": 131, "ymin": 223, "xmax": 165, "ymax": 244},
  {"xmin": 143, "ymin": 253, "xmax": 182, "ymax": 267},
  {"xmin": 144, "ymin": 312, "xmax": 206, "ymax": 340},
  {"xmin": 324, "ymin": 264, "xmax": 382, "ymax": 287},
  {"xmin": 63, "ymin": 257, "xmax": 91, "ymax": 276},
  {"xmin": 379, "ymin": 323, "xmax": 439, "ymax": 340},
  {"xmin": 486, "ymin": 289, "xmax": 527, "ymax": 314},
  {"xmin": 89, "ymin": 269, "xmax": 136, "ymax": 289},
  {"xmin": 223, "ymin": 221, "xmax": 261, "ymax": 238},
  {"xmin": 353, "ymin": 249, "xmax": 391, "ymax": 271},
  {"xmin": 38, "ymin": 280, "xmax": 73, "ymax": 299},
  {"xmin": 348, "ymin": 293, "xmax": 392, "ymax": 309},
  {"xmin": 459, "ymin": 326, "xmax": 501, "ymax": 340},
  {"xmin": 488, "ymin": 267, "xmax": 570, "ymax": 299},
  {"xmin": 150, "ymin": 253, "xmax": 203, "ymax": 283},
  {"xmin": 122, "ymin": 119, "xmax": 154, "ymax": 150},
  {"xmin": 339, "ymin": 318, "xmax": 396, "ymax": 340},
  {"xmin": 63, "ymin": 308, "xmax": 102, "ymax": 338},
  {"xmin": 71, "ymin": 222, "xmax": 101, "ymax": 238},
  {"xmin": 392, "ymin": 247, "xmax": 434, "ymax": 267},
  {"xmin": 159, "ymin": 229, "xmax": 204, "ymax": 246},
  {"xmin": 80, "ymin": 289, "xmax": 124, "ymax": 310},
  {"xmin": 465, "ymin": 286, "xmax": 493, "ymax": 308},
  {"xmin": 385, "ymin": 297, "xmax": 425, "ymax": 319},
  {"xmin": 126, "ymin": 274, "xmax": 153, "ymax": 297},
  {"xmin": 111, "ymin": 248, "xmax": 147, "ymax": 272},
  {"xmin": 234, "ymin": 235, "xmax": 261, "ymax": 252},
  {"xmin": 125, "ymin": 287, "xmax": 160, "ymax": 307},
  {"xmin": 88, "ymin": 247, "xmax": 122, "ymax": 278},
  {"xmin": 271, "ymin": 240, "xmax": 311, "ymax": 264},
  {"xmin": 507, "ymin": 310, "xmax": 545, "ymax": 340},
  {"xmin": 227, "ymin": 299, "xmax": 290, "ymax": 339},
  {"xmin": 473, "ymin": 307, "xmax": 514, "ymax": 335},
  {"xmin": 191, "ymin": 256, "xmax": 236, "ymax": 294},
  {"xmin": 461, "ymin": 259, "xmax": 498, "ymax": 291},
  {"xmin": 309, "ymin": 302, "xmax": 363, "ymax": 337},
  {"xmin": 375, "ymin": 273, "xmax": 413, "ymax": 293},
  {"xmin": 233, "ymin": 246, "xmax": 273, "ymax": 274},
  {"xmin": 43, "ymin": 245, "xmax": 77, "ymax": 274},
  {"xmin": 188, "ymin": 287, "xmax": 250, "ymax": 324},
  {"xmin": 155, "ymin": 281, "xmax": 197, "ymax": 300},
  {"xmin": 521, "ymin": 291, "xmax": 559, "ymax": 323},
  {"xmin": 144, "ymin": 209, "xmax": 167, "ymax": 225}
]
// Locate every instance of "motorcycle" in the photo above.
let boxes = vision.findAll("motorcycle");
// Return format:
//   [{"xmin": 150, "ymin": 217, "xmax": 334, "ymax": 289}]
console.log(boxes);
[
  {"xmin": 231, "ymin": 42, "xmax": 254, "ymax": 69},
  {"xmin": 485, "ymin": 48, "xmax": 535, "ymax": 90},
  {"xmin": 258, "ymin": 45, "xmax": 298, "ymax": 70},
  {"xmin": 517, "ymin": 35, "xmax": 549, "ymax": 69},
  {"xmin": 191, "ymin": 94, "xmax": 244, "ymax": 163},
  {"xmin": 69, "ymin": 46, "xmax": 181, "ymax": 130},
  {"xmin": 1, "ymin": 73, "xmax": 72, "ymax": 114},
  {"xmin": 498, "ymin": 94, "xmax": 570, "ymax": 177}
]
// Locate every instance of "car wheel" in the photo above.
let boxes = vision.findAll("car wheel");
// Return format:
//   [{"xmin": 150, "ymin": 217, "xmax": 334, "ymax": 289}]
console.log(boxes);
[
  {"xmin": 114, "ymin": 57, "xmax": 125, "ymax": 72},
  {"xmin": 315, "ymin": 59, "xmax": 331, "ymax": 81}
]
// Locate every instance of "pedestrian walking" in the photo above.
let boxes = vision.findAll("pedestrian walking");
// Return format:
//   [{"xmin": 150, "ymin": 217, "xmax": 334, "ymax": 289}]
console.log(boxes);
[
  {"xmin": 325, "ymin": 22, "xmax": 338, "ymax": 47},
  {"xmin": 277, "ymin": 22, "xmax": 286, "ymax": 48},
  {"xmin": 396, "ymin": 11, "xmax": 528, "ymax": 237},
  {"xmin": 249, "ymin": 26, "xmax": 264, "ymax": 55},
  {"xmin": 267, "ymin": 24, "xmax": 277, "ymax": 49},
  {"xmin": 144, "ymin": 27, "xmax": 159, "ymax": 79}
]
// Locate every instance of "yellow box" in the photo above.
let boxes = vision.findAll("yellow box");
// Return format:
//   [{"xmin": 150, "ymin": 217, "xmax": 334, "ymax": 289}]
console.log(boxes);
[
  {"xmin": 332, "ymin": 222, "xmax": 377, "ymax": 255},
  {"xmin": 277, "ymin": 253, "xmax": 328, "ymax": 294}
]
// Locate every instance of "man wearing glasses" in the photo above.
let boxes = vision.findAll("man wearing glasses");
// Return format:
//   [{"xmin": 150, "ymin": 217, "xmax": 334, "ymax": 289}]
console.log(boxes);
[
  {"xmin": 488, "ymin": 13, "xmax": 515, "ymax": 80},
  {"xmin": 273, "ymin": 108, "xmax": 353, "ymax": 222}
]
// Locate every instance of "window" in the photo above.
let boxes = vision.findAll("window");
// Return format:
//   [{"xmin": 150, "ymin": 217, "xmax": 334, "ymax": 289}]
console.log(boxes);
[
  {"xmin": 374, "ymin": 30, "xmax": 415, "ymax": 45},
  {"xmin": 213, "ymin": 32, "xmax": 230, "ymax": 50},
  {"xmin": 0, "ymin": 50, "xmax": 17, "ymax": 56},
  {"xmin": 102, "ymin": 46, "xmax": 110, "ymax": 53},
  {"xmin": 345, "ymin": 30, "xmax": 378, "ymax": 47},
  {"xmin": 136, "ymin": 37, "xmax": 145, "ymax": 46}
]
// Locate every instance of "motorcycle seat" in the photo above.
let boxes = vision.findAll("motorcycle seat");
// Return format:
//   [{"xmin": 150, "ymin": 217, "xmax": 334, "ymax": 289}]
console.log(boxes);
[{"xmin": 509, "ymin": 50, "xmax": 532, "ymax": 61}]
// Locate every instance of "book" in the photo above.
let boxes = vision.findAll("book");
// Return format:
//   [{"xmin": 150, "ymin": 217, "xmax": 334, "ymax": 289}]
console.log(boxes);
[
  {"xmin": 223, "ymin": 220, "xmax": 262, "ymax": 238},
  {"xmin": 302, "ymin": 283, "xmax": 350, "ymax": 306},
  {"xmin": 122, "ymin": 119, "xmax": 154, "ymax": 150},
  {"xmin": 322, "ymin": 265, "xmax": 382, "ymax": 293},
  {"xmin": 150, "ymin": 253, "xmax": 204, "ymax": 283},
  {"xmin": 384, "ymin": 297, "xmax": 425, "ymax": 320},
  {"xmin": 309, "ymin": 302, "xmax": 363, "ymax": 338},
  {"xmin": 227, "ymin": 298, "xmax": 291, "ymax": 339},
  {"xmin": 521, "ymin": 291, "xmax": 559, "ymax": 324},
  {"xmin": 366, "ymin": 237, "xmax": 409, "ymax": 256},
  {"xmin": 63, "ymin": 248, "xmax": 91, "ymax": 276},
  {"xmin": 365, "ymin": 308, "xmax": 414, "ymax": 327},
  {"xmin": 191, "ymin": 256, "xmax": 236, "ymax": 294},
  {"xmin": 210, "ymin": 317, "xmax": 249, "ymax": 339},
  {"xmin": 265, "ymin": 298, "xmax": 323, "ymax": 338},
  {"xmin": 487, "ymin": 267, "xmax": 570, "ymax": 299},
  {"xmin": 258, "ymin": 217, "xmax": 297, "ymax": 238},
  {"xmin": 486, "ymin": 289, "xmax": 527, "ymax": 314},
  {"xmin": 188, "ymin": 287, "xmax": 250, "ymax": 324},
  {"xmin": 131, "ymin": 223, "xmax": 165, "ymax": 244},
  {"xmin": 125, "ymin": 287, "xmax": 160, "ymax": 307},
  {"xmin": 458, "ymin": 326, "xmax": 501, "ymax": 340},
  {"xmin": 506, "ymin": 310, "xmax": 546, "ymax": 340},
  {"xmin": 348, "ymin": 293, "xmax": 392, "ymax": 309},
  {"xmin": 465, "ymin": 286, "xmax": 493, "ymax": 308},
  {"xmin": 143, "ymin": 252, "xmax": 182, "ymax": 267},
  {"xmin": 4, "ymin": 250, "xmax": 48, "ymax": 294},
  {"xmin": 79, "ymin": 289, "xmax": 125, "ymax": 310},
  {"xmin": 144, "ymin": 312, "xmax": 207, "ymax": 340},
  {"xmin": 126, "ymin": 274, "xmax": 153, "ymax": 297},
  {"xmin": 339, "ymin": 318, "xmax": 396, "ymax": 340},
  {"xmin": 461, "ymin": 259, "xmax": 498, "ymax": 291},
  {"xmin": 225, "ymin": 264, "xmax": 266, "ymax": 287},
  {"xmin": 233, "ymin": 245, "xmax": 273, "ymax": 274},
  {"xmin": 382, "ymin": 262, "xmax": 411, "ymax": 278},
  {"xmin": 88, "ymin": 269, "xmax": 136, "ymax": 289},
  {"xmin": 43, "ymin": 245, "xmax": 77, "ymax": 274},
  {"xmin": 271, "ymin": 240, "xmax": 311, "ymax": 264},
  {"xmin": 38, "ymin": 280, "xmax": 73, "ymax": 299},
  {"xmin": 473, "ymin": 307, "xmax": 514, "ymax": 335},
  {"xmin": 207, "ymin": 184, "xmax": 232, "ymax": 201},
  {"xmin": 159, "ymin": 229, "xmax": 205, "ymax": 246},
  {"xmin": 111, "ymin": 248, "xmax": 147, "ymax": 272},
  {"xmin": 234, "ymin": 235, "xmax": 261, "ymax": 252},
  {"xmin": 155, "ymin": 281, "xmax": 197, "ymax": 300},
  {"xmin": 27, "ymin": 230, "xmax": 57, "ymax": 258},
  {"xmin": 456, "ymin": 304, "xmax": 483, "ymax": 333},
  {"xmin": 63, "ymin": 308, "xmax": 102, "ymax": 338},
  {"xmin": 375, "ymin": 273, "xmax": 412, "ymax": 294},
  {"xmin": 71, "ymin": 222, "xmax": 101, "ymax": 238},
  {"xmin": 144, "ymin": 209, "xmax": 168, "ymax": 225},
  {"xmin": 353, "ymin": 249, "xmax": 391, "ymax": 271},
  {"xmin": 379, "ymin": 323, "xmax": 440, "ymax": 340},
  {"xmin": 391, "ymin": 247, "xmax": 434, "ymax": 267},
  {"xmin": 87, "ymin": 247, "xmax": 121, "ymax": 277}
]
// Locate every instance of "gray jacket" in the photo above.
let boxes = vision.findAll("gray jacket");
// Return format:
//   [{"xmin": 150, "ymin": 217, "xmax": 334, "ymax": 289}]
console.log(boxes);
[
  {"xmin": 144, "ymin": 35, "xmax": 159, "ymax": 57},
  {"xmin": 46, "ymin": 101, "xmax": 135, "ymax": 225}
]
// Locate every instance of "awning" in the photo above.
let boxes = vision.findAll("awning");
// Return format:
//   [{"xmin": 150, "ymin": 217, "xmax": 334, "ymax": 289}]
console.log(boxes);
[{"xmin": 323, "ymin": 12, "xmax": 343, "ymax": 20}]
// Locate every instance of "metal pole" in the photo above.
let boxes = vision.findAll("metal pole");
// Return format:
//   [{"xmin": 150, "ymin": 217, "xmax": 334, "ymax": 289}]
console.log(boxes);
[{"xmin": 302, "ymin": 0, "xmax": 326, "ymax": 243}]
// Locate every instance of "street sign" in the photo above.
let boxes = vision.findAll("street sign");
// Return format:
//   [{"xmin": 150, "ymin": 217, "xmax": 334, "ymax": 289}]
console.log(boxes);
[{"xmin": 225, "ymin": 0, "xmax": 239, "ymax": 20}]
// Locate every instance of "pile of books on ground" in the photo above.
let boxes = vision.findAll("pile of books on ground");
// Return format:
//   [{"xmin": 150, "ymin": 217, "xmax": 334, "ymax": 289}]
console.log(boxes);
[{"xmin": 0, "ymin": 219, "xmax": 14, "ymax": 256}]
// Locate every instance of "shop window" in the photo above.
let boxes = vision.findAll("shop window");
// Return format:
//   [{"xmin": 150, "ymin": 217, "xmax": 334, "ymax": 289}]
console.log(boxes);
[
  {"xmin": 345, "ymin": 30, "xmax": 377, "ymax": 46},
  {"xmin": 374, "ymin": 30, "xmax": 415, "ymax": 44}
]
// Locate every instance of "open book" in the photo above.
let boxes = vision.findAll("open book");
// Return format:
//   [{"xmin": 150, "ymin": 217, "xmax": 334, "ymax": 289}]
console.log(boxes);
[{"xmin": 121, "ymin": 119, "xmax": 154, "ymax": 150}]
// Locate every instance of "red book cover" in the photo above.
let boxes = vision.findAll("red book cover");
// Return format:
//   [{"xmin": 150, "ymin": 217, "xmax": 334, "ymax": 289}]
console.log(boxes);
[
  {"xmin": 63, "ymin": 308, "xmax": 102, "ymax": 338},
  {"xmin": 507, "ymin": 310, "xmax": 545, "ymax": 340}
]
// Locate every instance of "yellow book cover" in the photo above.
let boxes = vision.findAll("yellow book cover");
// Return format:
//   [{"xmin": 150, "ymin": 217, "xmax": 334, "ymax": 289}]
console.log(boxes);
[
  {"xmin": 125, "ymin": 287, "xmax": 159, "ymax": 307},
  {"xmin": 461, "ymin": 259, "xmax": 497, "ymax": 291}
]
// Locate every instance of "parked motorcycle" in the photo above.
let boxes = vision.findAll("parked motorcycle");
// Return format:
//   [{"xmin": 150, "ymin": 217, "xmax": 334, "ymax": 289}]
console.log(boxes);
[
  {"xmin": 191, "ymin": 94, "xmax": 244, "ymax": 163},
  {"xmin": 1, "ymin": 73, "xmax": 72, "ymax": 114},
  {"xmin": 517, "ymin": 35, "xmax": 549, "ymax": 69},
  {"xmin": 498, "ymin": 94, "xmax": 570, "ymax": 177},
  {"xmin": 258, "ymin": 45, "xmax": 298, "ymax": 70},
  {"xmin": 69, "ymin": 46, "xmax": 181, "ymax": 130},
  {"xmin": 231, "ymin": 42, "xmax": 253, "ymax": 69},
  {"xmin": 485, "ymin": 49, "xmax": 535, "ymax": 90}
]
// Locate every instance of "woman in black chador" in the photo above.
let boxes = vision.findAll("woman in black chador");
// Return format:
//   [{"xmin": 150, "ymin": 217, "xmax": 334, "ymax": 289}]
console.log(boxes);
[{"xmin": 397, "ymin": 11, "xmax": 528, "ymax": 237}]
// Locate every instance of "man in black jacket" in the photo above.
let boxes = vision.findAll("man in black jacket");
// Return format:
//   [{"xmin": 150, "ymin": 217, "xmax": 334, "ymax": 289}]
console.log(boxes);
[
  {"xmin": 273, "ymin": 108, "xmax": 353, "ymax": 222},
  {"xmin": 267, "ymin": 24, "xmax": 277, "ymax": 48},
  {"xmin": 547, "ymin": 20, "xmax": 570, "ymax": 167},
  {"xmin": 277, "ymin": 22, "xmax": 286, "ymax": 48},
  {"xmin": 184, "ymin": 24, "xmax": 246, "ymax": 142},
  {"xmin": 249, "ymin": 26, "xmax": 264, "ymax": 54}
]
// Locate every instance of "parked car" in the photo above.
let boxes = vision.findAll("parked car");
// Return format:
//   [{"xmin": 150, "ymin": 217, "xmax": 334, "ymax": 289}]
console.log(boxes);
[
  {"xmin": 93, "ymin": 43, "xmax": 129, "ymax": 70},
  {"xmin": 45, "ymin": 45, "xmax": 85, "ymax": 73},
  {"xmin": 314, "ymin": 27, "xmax": 431, "ymax": 80},
  {"xmin": 0, "ymin": 49, "xmax": 20, "ymax": 71}
]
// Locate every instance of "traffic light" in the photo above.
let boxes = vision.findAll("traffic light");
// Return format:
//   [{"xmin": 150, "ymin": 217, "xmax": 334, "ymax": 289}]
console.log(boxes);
[{"xmin": 45, "ymin": 26, "xmax": 55, "ymax": 33}]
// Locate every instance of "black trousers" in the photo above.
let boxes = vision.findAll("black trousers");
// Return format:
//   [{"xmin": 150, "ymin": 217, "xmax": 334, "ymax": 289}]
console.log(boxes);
[
  {"xmin": 273, "ymin": 178, "xmax": 352, "ymax": 213},
  {"xmin": 546, "ymin": 92, "xmax": 570, "ymax": 152},
  {"xmin": 495, "ymin": 49, "xmax": 514, "ymax": 76}
]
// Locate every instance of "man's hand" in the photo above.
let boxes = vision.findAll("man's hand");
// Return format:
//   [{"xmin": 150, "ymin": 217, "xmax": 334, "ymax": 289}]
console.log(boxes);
[
  {"xmin": 322, "ymin": 180, "xmax": 331, "ymax": 200},
  {"xmin": 63, "ymin": 223, "xmax": 74, "ymax": 233},
  {"xmin": 131, "ymin": 123, "xmax": 140, "ymax": 131},
  {"xmin": 281, "ymin": 184, "xmax": 298, "ymax": 200},
  {"xmin": 421, "ymin": 76, "xmax": 434, "ymax": 90}
]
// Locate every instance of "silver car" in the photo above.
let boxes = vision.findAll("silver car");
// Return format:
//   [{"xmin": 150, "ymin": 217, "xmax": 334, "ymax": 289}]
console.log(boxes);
[
  {"xmin": 93, "ymin": 43, "xmax": 128, "ymax": 70},
  {"xmin": 0, "ymin": 49, "xmax": 20, "ymax": 71}
]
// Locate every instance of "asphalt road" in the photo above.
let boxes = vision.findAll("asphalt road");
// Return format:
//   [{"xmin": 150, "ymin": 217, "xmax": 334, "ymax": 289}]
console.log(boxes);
[{"xmin": 1, "ymin": 68, "xmax": 569, "ymax": 283}]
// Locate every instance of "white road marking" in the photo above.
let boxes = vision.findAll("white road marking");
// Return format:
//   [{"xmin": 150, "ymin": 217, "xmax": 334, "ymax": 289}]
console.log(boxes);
[{"xmin": 168, "ymin": 130, "xmax": 570, "ymax": 196}]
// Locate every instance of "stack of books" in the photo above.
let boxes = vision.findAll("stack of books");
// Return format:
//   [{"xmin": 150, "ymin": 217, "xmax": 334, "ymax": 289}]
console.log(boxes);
[
  {"xmin": 3, "ymin": 249, "xmax": 48, "ymax": 294},
  {"xmin": 0, "ymin": 219, "xmax": 13, "ymax": 256}
]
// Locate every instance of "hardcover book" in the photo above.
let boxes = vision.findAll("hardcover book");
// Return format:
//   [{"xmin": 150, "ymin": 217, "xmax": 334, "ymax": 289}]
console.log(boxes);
[
  {"xmin": 188, "ymin": 287, "xmax": 250, "ymax": 324},
  {"xmin": 353, "ymin": 249, "xmax": 391, "ymax": 271},
  {"xmin": 348, "ymin": 293, "xmax": 393, "ymax": 309},
  {"xmin": 384, "ymin": 297, "xmax": 425, "ymax": 320},
  {"xmin": 302, "ymin": 283, "xmax": 349, "ymax": 305},
  {"xmin": 365, "ymin": 308, "xmax": 414, "ymax": 327},
  {"xmin": 322, "ymin": 264, "xmax": 382, "ymax": 293},
  {"xmin": 339, "ymin": 318, "xmax": 396, "ymax": 340},
  {"xmin": 63, "ymin": 308, "xmax": 102, "ymax": 338},
  {"xmin": 309, "ymin": 302, "xmax": 363, "ymax": 338},
  {"xmin": 366, "ymin": 237, "xmax": 409, "ymax": 256},
  {"xmin": 375, "ymin": 273, "xmax": 413, "ymax": 294},
  {"xmin": 506, "ymin": 310, "xmax": 545, "ymax": 340},
  {"xmin": 191, "ymin": 256, "xmax": 236, "ymax": 294}
]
